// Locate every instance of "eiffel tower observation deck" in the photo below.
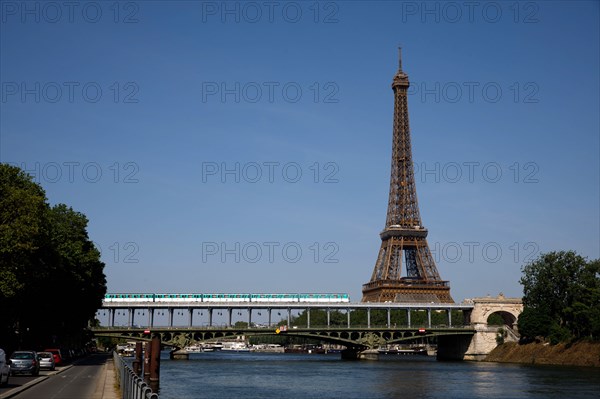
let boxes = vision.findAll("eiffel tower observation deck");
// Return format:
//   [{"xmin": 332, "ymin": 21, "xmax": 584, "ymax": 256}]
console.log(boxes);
[{"xmin": 362, "ymin": 49, "xmax": 453, "ymax": 303}]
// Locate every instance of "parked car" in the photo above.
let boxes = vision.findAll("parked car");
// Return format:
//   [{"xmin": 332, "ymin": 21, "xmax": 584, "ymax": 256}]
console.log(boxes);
[
  {"xmin": 44, "ymin": 348, "xmax": 62, "ymax": 366},
  {"xmin": 0, "ymin": 348, "xmax": 10, "ymax": 386},
  {"xmin": 9, "ymin": 351, "xmax": 39, "ymax": 376},
  {"xmin": 37, "ymin": 352, "xmax": 55, "ymax": 370}
]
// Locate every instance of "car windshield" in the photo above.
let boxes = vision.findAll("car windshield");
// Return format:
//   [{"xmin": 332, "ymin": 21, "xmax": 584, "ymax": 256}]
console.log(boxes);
[
  {"xmin": 39, "ymin": 353, "xmax": 52, "ymax": 358},
  {"xmin": 12, "ymin": 352, "xmax": 34, "ymax": 359}
]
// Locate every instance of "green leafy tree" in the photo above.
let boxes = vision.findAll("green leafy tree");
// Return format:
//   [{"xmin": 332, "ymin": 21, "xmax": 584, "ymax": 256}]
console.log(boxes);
[
  {"xmin": 0, "ymin": 165, "xmax": 50, "ymax": 301},
  {"xmin": 519, "ymin": 251, "xmax": 600, "ymax": 342},
  {"xmin": 0, "ymin": 163, "xmax": 106, "ymax": 351},
  {"xmin": 517, "ymin": 306, "xmax": 553, "ymax": 339},
  {"xmin": 45, "ymin": 204, "xmax": 107, "ymax": 341}
]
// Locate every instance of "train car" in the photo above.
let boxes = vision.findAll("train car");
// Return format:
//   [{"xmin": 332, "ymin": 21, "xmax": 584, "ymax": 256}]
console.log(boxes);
[
  {"xmin": 250, "ymin": 293, "xmax": 300, "ymax": 303},
  {"xmin": 104, "ymin": 293, "xmax": 155, "ymax": 302},
  {"xmin": 203, "ymin": 293, "xmax": 251, "ymax": 302},
  {"xmin": 298, "ymin": 293, "xmax": 349, "ymax": 303},
  {"xmin": 154, "ymin": 294, "xmax": 203, "ymax": 303}
]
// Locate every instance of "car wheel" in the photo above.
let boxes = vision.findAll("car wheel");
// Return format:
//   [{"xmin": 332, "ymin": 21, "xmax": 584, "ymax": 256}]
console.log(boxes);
[{"xmin": 32, "ymin": 370, "xmax": 39, "ymax": 377}]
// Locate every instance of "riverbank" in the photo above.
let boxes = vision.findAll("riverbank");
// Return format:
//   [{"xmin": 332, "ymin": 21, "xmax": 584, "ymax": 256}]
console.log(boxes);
[{"xmin": 485, "ymin": 341, "xmax": 600, "ymax": 367}]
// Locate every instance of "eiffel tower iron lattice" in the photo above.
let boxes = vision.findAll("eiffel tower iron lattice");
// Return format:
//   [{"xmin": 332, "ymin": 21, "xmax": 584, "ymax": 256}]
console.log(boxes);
[{"xmin": 362, "ymin": 49, "xmax": 454, "ymax": 303}]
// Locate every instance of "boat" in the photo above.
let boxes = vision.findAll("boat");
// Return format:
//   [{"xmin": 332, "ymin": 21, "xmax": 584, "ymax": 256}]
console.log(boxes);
[
  {"xmin": 116, "ymin": 343, "xmax": 136, "ymax": 357},
  {"xmin": 250, "ymin": 344, "xmax": 285, "ymax": 353},
  {"xmin": 184, "ymin": 344, "xmax": 204, "ymax": 353},
  {"xmin": 184, "ymin": 343, "xmax": 217, "ymax": 353},
  {"xmin": 221, "ymin": 341, "xmax": 250, "ymax": 352},
  {"xmin": 201, "ymin": 343, "xmax": 215, "ymax": 352}
]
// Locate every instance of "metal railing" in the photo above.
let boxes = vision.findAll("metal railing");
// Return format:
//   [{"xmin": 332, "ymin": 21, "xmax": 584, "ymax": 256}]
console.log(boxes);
[{"xmin": 113, "ymin": 352, "xmax": 159, "ymax": 399}]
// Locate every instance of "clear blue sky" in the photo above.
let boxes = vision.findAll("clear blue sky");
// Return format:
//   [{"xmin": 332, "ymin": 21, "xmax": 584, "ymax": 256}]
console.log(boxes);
[{"xmin": 1, "ymin": 1, "xmax": 598, "ymax": 303}]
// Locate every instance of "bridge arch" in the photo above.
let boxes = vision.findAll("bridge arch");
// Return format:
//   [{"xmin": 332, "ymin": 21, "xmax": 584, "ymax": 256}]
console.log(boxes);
[
  {"xmin": 468, "ymin": 294, "xmax": 523, "ymax": 328},
  {"xmin": 485, "ymin": 310, "xmax": 518, "ymax": 327}
]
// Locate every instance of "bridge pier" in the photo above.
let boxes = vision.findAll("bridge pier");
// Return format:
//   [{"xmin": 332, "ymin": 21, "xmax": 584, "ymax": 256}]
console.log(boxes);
[
  {"xmin": 170, "ymin": 349, "xmax": 189, "ymax": 360},
  {"xmin": 437, "ymin": 295, "xmax": 523, "ymax": 360},
  {"xmin": 436, "ymin": 334, "xmax": 472, "ymax": 360},
  {"xmin": 359, "ymin": 349, "xmax": 379, "ymax": 360},
  {"xmin": 341, "ymin": 348, "xmax": 379, "ymax": 361}
]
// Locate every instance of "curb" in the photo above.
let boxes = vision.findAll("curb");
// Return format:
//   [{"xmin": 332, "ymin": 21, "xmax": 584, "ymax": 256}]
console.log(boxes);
[{"xmin": 0, "ymin": 365, "xmax": 74, "ymax": 399}]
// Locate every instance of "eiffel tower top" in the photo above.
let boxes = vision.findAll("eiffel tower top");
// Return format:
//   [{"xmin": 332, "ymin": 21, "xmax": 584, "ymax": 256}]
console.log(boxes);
[{"xmin": 392, "ymin": 47, "xmax": 409, "ymax": 87}]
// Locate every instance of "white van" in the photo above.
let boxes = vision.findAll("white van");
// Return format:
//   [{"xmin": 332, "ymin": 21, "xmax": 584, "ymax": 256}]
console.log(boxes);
[{"xmin": 0, "ymin": 348, "xmax": 9, "ymax": 386}]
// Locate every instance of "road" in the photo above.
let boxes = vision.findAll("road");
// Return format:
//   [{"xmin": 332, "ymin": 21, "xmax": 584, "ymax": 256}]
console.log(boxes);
[{"xmin": 0, "ymin": 354, "xmax": 111, "ymax": 399}]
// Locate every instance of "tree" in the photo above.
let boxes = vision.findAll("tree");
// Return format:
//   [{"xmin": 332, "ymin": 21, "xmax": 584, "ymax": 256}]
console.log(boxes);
[
  {"xmin": 0, "ymin": 165, "xmax": 50, "ymax": 301},
  {"xmin": 519, "ymin": 251, "xmax": 600, "ymax": 342},
  {"xmin": 517, "ymin": 306, "xmax": 553, "ymax": 339},
  {"xmin": 0, "ymin": 163, "xmax": 106, "ymax": 351},
  {"xmin": 44, "ymin": 204, "xmax": 107, "ymax": 343}
]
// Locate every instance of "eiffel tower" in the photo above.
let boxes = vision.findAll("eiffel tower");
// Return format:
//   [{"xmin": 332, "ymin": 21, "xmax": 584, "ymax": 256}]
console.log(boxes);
[{"xmin": 362, "ymin": 49, "xmax": 453, "ymax": 303}]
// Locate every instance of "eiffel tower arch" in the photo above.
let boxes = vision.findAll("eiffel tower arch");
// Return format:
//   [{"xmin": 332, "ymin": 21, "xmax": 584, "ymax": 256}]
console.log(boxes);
[{"xmin": 362, "ymin": 50, "xmax": 453, "ymax": 303}]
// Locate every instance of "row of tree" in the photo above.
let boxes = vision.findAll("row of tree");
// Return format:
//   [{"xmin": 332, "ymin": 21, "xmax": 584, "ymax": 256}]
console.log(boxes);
[
  {"xmin": 518, "ymin": 251, "xmax": 600, "ymax": 343},
  {"xmin": 0, "ymin": 164, "xmax": 106, "ymax": 353},
  {"xmin": 280, "ymin": 308, "xmax": 467, "ymax": 328}
]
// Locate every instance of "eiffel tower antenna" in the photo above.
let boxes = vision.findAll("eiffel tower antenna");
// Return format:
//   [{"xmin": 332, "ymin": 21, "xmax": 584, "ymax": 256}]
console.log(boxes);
[{"xmin": 398, "ymin": 46, "xmax": 402, "ymax": 71}]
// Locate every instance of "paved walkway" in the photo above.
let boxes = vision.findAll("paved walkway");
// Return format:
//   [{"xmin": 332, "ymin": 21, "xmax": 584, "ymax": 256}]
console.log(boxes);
[{"xmin": 96, "ymin": 357, "xmax": 120, "ymax": 399}]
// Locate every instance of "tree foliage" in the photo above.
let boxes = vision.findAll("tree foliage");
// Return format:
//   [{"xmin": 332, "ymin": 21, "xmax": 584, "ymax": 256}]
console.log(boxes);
[
  {"xmin": 0, "ymin": 163, "xmax": 106, "ymax": 352},
  {"xmin": 519, "ymin": 251, "xmax": 600, "ymax": 343}
]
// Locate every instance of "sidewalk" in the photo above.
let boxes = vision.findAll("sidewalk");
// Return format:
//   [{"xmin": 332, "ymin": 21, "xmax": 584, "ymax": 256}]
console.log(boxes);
[{"xmin": 94, "ymin": 357, "xmax": 120, "ymax": 399}]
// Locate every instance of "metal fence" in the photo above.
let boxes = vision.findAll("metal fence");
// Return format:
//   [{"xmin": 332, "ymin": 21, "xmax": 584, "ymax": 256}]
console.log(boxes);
[{"xmin": 113, "ymin": 352, "xmax": 159, "ymax": 399}]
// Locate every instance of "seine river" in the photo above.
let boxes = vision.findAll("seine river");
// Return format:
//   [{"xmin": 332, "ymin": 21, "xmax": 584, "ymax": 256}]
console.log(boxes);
[{"xmin": 155, "ymin": 351, "xmax": 600, "ymax": 399}]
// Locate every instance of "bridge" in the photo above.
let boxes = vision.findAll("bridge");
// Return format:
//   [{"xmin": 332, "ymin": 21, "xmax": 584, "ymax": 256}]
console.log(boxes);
[{"xmin": 92, "ymin": 294, "xmax": 522, "ymax": 360}]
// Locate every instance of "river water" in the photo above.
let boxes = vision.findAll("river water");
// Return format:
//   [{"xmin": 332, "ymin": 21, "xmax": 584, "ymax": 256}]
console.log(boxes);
[{"xmin": 154, "ymin": 351, "xmax": 599, "ymax": 399}]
